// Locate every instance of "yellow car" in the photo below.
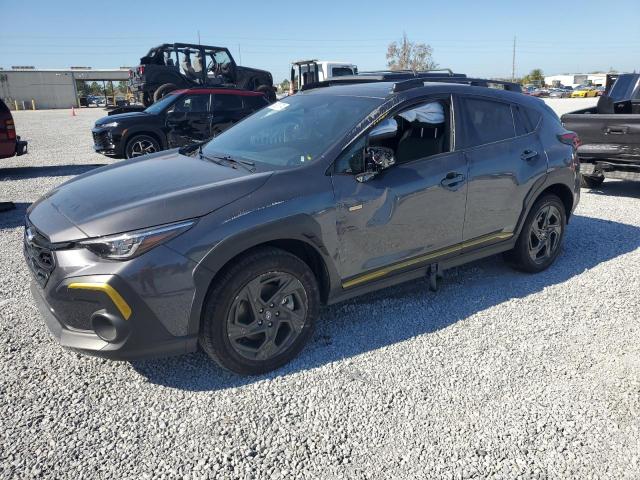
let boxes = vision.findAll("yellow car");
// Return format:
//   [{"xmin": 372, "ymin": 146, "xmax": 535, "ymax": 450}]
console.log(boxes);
[{"xmin": 571, "ymin": 86, "xmax": 598, "ymax": 98}]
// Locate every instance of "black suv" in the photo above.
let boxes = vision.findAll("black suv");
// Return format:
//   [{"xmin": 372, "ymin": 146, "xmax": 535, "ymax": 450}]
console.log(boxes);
[
  {"xmin": 92, "ymin": 88, "xmax": 269, "ymax": 159},
  {"xmin": 27, "ymin": 78, "xmax": 580, "ymax": 375}
]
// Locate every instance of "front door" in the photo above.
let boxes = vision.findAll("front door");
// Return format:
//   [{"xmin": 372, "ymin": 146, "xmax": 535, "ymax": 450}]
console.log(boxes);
[
  {"xmin": 165, "ymin": 93, "xmax": 212, "ymax": 147},
  {"xmin": 331, "ymin": 98, "xmax": 468, "ymax": 285}
]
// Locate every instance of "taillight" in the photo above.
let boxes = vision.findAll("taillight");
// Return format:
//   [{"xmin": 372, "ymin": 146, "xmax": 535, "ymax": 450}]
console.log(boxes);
[
  {"xmin": 5, "ymin": 119, "xmax": 16, "ymax": 140},
  {"xmin": 558, "ymin": 131, "xmax": 581, "ymax": 149},
  {"xmin": 137, "ymin": 66, "xmax": 145, "ymax": 75}
]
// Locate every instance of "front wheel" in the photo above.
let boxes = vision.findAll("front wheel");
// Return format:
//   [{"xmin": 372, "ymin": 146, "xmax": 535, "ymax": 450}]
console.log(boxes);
[
  {"xmin": 199, "ymin": 247, "xmax": 320, "ymax": 375},
  {"xmin": 505, "ymin": 194, "xmax": 566, "ymax": 273},
  {"xmin": 125, "ymin": 134, "xmax": 160, "ymax": 159}
]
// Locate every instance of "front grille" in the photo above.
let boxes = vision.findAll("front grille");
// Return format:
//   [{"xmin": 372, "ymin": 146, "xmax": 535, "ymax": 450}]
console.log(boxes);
[
  {"xmin": 23, "ymin": 220, "xmax": 55, "ymax": 288},
  {"xmin": 92, "ymin": 130, "xmax": 111, "ymax": 148}
]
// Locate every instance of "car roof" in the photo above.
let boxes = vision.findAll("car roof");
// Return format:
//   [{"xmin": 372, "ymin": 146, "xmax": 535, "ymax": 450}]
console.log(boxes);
[{"xmin": 299, "ymin": 81, "xmax": 542, "ymax": 107}]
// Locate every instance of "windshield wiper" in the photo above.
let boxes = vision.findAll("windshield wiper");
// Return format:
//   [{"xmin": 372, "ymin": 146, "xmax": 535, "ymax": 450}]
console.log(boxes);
[{"xmin": 199, "ymin": 149, "xmax": 255, "ymax": 173}]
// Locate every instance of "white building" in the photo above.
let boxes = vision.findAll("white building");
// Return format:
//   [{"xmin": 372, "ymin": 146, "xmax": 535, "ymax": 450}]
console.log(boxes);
[
  {"xmin": 0, "ymin": 67, "xmax": 130, "ymax": 109},
  {"xmin": 544, "ymin": 73, "xmax": 608, "ymax": 88}
]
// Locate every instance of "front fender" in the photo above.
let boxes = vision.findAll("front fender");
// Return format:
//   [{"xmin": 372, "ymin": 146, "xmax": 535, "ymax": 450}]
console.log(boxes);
[{"xmin": 172, "ymin": 168, "xmax": 340, "ymax": 335}]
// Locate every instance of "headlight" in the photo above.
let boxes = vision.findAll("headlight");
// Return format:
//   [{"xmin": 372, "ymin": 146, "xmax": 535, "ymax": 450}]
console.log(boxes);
[
  {"xmin": 79, "ymin": 220, "xmax": 195, "ymax": 260},
  {"xmin": 100, "ymin": 121, "xmax": 118, "ymax": 128}
]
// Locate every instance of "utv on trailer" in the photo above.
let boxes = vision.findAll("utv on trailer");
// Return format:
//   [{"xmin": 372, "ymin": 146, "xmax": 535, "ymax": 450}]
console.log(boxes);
[{"xmin": 130, "ymin": 43, "xmax": 276, "ymax": 106}]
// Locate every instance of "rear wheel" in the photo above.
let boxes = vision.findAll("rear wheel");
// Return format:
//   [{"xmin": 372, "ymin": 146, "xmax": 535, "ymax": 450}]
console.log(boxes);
[
  {"xmin": 125, "ymin": 134, "xmax": 160, "ymax": 159},
  {"xmin": 505, "ymin": 194, "xmax": 566, "ymax": 273},
  {"xmin": 256, "ymin": 84, "xmax": 276, "ymax": 103},
  {"xmin": 199, "ymin": 247, "xmax": 319, "ymax": 375},
  {"xmin": 153, "ymin": 83, "xmax": 177, "ymax": 103},
  {"xmin": 581, "ymin": 174, "xmax": 604, "ymax": 188}
]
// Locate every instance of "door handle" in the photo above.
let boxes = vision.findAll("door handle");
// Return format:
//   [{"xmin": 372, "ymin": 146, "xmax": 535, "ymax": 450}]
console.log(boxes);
[
  {"xmin": 440, "ymin": 172, "xmax": 465, "ymax": 189},
  {"xmin": 604, "ymin": 126, "xmax": 629, "ymax": 135},
  {"xmin": 521, "ymin": 150, "xmax": 538, "ymax": 161}
]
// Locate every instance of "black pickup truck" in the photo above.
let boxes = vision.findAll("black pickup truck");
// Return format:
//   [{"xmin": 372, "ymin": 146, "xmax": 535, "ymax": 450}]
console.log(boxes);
[{"xmin": 561, "ymin": 73, "xmax": 640, "ymax": 187}]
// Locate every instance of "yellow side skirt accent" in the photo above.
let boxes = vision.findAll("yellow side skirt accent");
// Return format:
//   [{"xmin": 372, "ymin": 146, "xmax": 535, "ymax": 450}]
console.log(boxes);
[
  {"xmin": 67, "ymin": 283, "xmax": 132, "ymax": 320},
  {"xmin": 342, "ymin": 231, "xmax": 513, "ymax": 289}
]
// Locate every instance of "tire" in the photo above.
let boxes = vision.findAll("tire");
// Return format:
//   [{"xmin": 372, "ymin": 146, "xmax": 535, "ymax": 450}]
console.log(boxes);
[
  {"xmin": 581, "ymin": 174, "xmax": 604, "ymax": 188},
  {"xmin": 142, "ymin": 92, "xmax": 153, "ymax": 107},
  {"xmin": 256, "ymin": 84, "xmax": 276, "ymax": 103},
  {"xmin": 125, "ymin": 134, "xmax": 160, "ymax": 159},
  {"xmin": 153, "ymin": 83, "xmax": 177, "ymax": 103},
  {"xmin": 199, "ymin": 247, "xmax": 320, "ymax": 375},
  {"xmin": 505, "ymin": 194, "xmax": 566, "ymax": 273}
]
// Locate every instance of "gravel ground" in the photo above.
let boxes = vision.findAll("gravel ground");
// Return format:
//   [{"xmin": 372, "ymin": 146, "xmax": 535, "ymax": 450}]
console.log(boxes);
[{"xmin": 2, "ymin": 100, "xmax": 639, "ymax": 479}]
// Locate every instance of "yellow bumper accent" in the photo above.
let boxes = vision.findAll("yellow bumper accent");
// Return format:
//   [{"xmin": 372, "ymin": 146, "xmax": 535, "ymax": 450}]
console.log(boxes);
[
  {"xmin": 342, "ymin": 231, "xmax": 513, "ymax": 289},
  {"xmin": 67, "ymin": 283, "xmax": 132, "ymax": 320}
]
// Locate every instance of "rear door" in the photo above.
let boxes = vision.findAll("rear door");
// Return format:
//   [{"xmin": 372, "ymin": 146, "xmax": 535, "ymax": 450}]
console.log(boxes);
[
  {"xmin": 165, "ymin": 93, "xmax": 212, "ymax": 147},
  {"xmin": 457, "ymin": 95, "xmax": 546, "ymax": 244}
]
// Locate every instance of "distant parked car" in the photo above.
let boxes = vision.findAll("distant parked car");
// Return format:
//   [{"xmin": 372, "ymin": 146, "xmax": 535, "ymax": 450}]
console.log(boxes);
[
  {"xmin": 92, "ymin": 87, "xmax": 269, "ymax": 159},
  {"xmin": 0, "ymin": 99, "xmax": 28, "ymax": 159},
  {"xmin": 595, "ymin": 86, "xmax": 606, "ymax": 96},
  {"xmin": 571, "ymin": 86, "xmax": 598, "ymax": 98},
  {"xmin": 549, "ymin": 88, "xmax": 570, "ymax": 98},
  {"xmin": 530, "ymin": 89, "xmax": 550, "ymax": 98}
]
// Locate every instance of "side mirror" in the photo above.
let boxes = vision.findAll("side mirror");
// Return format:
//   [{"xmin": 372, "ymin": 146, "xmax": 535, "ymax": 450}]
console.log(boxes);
[
  {"xmin": 368, "ymin": 118, "xmax": 398, "ymax": 141},
  {"xmin": 356, "ymin": 146, "xmax": 395, "ymax": 183}
]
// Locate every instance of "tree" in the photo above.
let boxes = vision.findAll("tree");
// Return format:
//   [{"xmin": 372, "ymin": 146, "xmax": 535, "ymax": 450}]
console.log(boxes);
[
  {"xmin": 279, "ymin": 78, "xmax": 290, "ymax": 94},
  {"xmin": 521, "ymin": 68, "xmax": 545, "ymax": 86},
  {"xmin": 386, "ymin": 33, "xmax": 437, "ymax": 71},
  {"xmin": 117, "ymin": 81, "xmax": 129, "ymax": 94}
]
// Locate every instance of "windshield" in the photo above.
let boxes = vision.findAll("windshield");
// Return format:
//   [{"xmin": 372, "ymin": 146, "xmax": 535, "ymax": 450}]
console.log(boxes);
[
  {"xmin": 202, "ymin": 94, "xmax": 382, "ymax": 169},
  {"xmin": 144, "ymin": 93, "xmax": 178, "ymax": 114}
]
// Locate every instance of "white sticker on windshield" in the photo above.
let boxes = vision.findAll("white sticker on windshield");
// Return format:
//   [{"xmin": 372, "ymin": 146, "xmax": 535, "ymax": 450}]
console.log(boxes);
[{"xmin": 267, "ymin": 101, "xmax": 289, "ymax": 111}]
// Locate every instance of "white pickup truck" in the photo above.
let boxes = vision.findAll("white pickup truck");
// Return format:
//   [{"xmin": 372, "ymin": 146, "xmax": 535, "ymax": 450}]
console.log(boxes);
[{"xmin": 290, "ymin": 60, "xmax": 358, "ymax": 93}]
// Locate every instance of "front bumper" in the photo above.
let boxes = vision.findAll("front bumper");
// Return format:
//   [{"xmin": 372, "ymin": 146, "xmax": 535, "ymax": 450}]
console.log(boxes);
[
  {"xmin": 30, "ymin": 276, "xmax": 198, "ymax": 360},
  {"xmin": 24, "ymin": 220, "xmax": 201, "ymax": 360},
  {"xmin": 91, "ymin": 127, "xmax": 123, "ymax": 157}
]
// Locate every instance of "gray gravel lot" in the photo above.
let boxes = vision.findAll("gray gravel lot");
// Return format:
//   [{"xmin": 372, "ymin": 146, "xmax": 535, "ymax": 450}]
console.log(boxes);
[{"xmin": 1, "ymin": 99, "xmax": 639, "ymax": 479}]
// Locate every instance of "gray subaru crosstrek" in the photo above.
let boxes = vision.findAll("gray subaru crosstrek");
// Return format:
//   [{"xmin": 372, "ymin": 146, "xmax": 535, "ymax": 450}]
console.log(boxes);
[{"xmin": 25, "ymin": 78, "xmax": 580, "ymax": 375}]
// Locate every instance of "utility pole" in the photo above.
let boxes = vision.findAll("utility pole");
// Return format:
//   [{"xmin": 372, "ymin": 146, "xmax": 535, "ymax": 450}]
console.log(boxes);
[
  {"xmin": 511, "ymin": 36, "xmax": 516, "ymax": 81},
  {"xmin": 198, "ymin": 30, "xmax": 201, "ymax": 45}
]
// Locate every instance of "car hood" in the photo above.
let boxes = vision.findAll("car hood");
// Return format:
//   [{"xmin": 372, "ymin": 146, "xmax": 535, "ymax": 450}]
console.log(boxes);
[
  {"xmin": 28, "ymin": 150, "xmax": 272, "ymax": 242},
  {"xmin": 95, "ymin": 111, "xmax": 151, "ymax": 125}
]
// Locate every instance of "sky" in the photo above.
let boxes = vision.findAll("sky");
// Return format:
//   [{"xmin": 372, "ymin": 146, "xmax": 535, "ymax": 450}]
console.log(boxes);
[{"xmin": 1, "ymin": 0, "xmax": 639, "ymax": 83}]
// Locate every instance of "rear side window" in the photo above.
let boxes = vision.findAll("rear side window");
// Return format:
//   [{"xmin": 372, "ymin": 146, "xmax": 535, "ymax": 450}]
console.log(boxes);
[
  {"xmin": 512, "ymin": 105, "xmax": 540, "ymax": 135},
  {"xmin": 243, "ymin": 95, "xmax": 269, "ymax": 110},
  {"xmin": 213, "ymin": 94, "xmax": 243, "ymax": 111},
  {"xmin": 460, "ymin": 97, "xmax": 515, "ymax": 147}
]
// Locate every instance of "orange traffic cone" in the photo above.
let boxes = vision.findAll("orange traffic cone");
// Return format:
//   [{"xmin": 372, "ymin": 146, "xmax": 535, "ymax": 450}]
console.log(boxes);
[{"xmin": 71, "ymin": 106, "xmax": 76, "ymax": 116}]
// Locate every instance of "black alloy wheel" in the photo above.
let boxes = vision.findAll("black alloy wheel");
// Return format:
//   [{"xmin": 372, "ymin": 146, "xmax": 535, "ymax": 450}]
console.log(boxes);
[
  {"xmin": 199, "ymin": 247, "xmax": 319, "ymax": 375},
  {"xmin": 125, "ymin": 135, "xmax": 160, "ymax": 159},
  {"xmin": 505, "ymin": 194, "xmax": 566, "ymax": 273},
  {"xmin": 527, "ymin": 205, "xmax": 563, "ymax": 264},
  {"xmin": 226, "ymin": 272, "xmax": 308, "ymax": 361}
]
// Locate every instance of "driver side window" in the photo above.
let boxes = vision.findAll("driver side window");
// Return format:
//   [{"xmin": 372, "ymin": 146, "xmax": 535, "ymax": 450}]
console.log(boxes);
[{"xmin": 334, "ymin": 99, "xmax": 451, "ymax": 175}]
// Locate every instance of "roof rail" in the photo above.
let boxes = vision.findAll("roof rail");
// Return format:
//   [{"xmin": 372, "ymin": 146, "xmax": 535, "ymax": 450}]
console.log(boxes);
[{"xmin": 301, "ymin": 74, "xmax": 522, "ymax": 94}]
